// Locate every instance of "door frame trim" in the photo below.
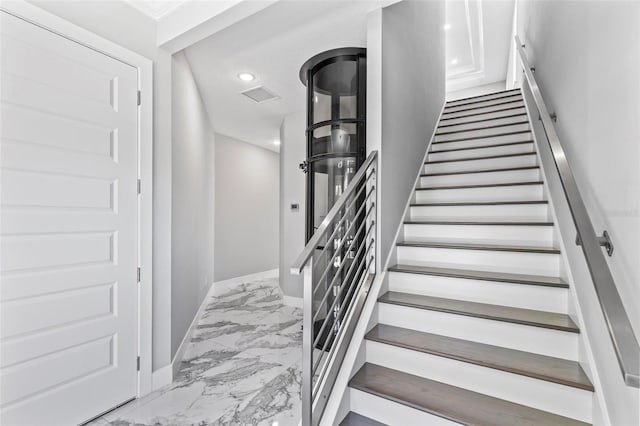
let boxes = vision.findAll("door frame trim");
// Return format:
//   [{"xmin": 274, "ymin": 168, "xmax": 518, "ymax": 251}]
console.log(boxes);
[{"xmin": 0, "ymin": 1, "xmax": 154, "ymax": 397}]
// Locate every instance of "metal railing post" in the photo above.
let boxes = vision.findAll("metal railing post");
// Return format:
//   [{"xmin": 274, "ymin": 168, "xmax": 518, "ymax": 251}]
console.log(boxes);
[{"xmin": 301, "ymin": 257, "xmax": 313, "ymax": 426}]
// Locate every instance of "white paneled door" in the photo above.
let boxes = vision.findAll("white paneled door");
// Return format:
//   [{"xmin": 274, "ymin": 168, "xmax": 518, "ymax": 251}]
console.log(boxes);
[{"xmin": 0, "ymin": 11, "xmax": 139, "ymax": 425}]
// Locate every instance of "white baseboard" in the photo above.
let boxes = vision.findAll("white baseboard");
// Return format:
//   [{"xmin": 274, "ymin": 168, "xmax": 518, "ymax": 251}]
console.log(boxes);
[
  {"xmin": 211, "ymin": 268, "xmax": 279, "ymax": 296},
  {"xmin": 170, "ymin": 268, "xmax": 280, "ymax": 379},
  {"xmin": 283, "ymin": 295, "xmax": 303, "ymax": 308},
  {"xmin": 151, "ymin": 364, "xmax": 172, "ymax": 391}
]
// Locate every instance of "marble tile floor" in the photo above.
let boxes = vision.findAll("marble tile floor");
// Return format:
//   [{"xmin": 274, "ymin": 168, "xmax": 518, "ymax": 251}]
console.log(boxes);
[{"xmin": 90, "ymin": 276, "xmax": 303, "ymax": 426}]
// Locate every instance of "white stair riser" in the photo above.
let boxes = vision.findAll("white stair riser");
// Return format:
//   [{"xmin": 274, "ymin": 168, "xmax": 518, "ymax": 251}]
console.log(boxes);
[
  {"xmin": 436, "ymin": 114, "xmax": 527, "ymax": 133},
  {"xmin": 431, "ymin": 134, "xmax": 533, "ymax": 152},
  {"xmin": 377, "ymin": 303, "xmax": 579, "ymax": 360},
  {"xmin": 403, "ymin": 223, "xmax": 554, "ymax": 246},
  {"xmin": 420, "ymin": 168, "xmax": 541, "ymax": 187},
  {"xmin": 415, "ymin": 184, "xmax": 544, "ymax": 203},
  {"xmin": 388, "ymin": 272, "xmax": 568, "ymax": 313},
  {"xmin": 366, "ymin": 342, "xmax": 592, "ymax": 423},
  {"xmin": 433, "ymin": 132, "xmax": 533, "ymax": 151},
  {"xmin": 428, "ymin": 143, "xmax": 533, "ymax": 162},
  {"xmin": 442, "ymin": 101, "xmax": 525, "ymax": 119},
  {"xmin": 439, "ymin": 107, "xmax": 526, "ymax": 126},
  {"xmin": 410, "ymin": 203, "xmax": 549, "ymax": 221},
  {"xmin": 444, "ymin": 95, "xmax": 523, "ymax": 114},
  {"xmin": 349, "ymin": 388, "xmax": 458, "ymax": 426},
  {"xmin": 396, "ymin": 246, "xmax": 560, "ymax": 277},
  {"xmin": 424, "ymin": 154, "xmax": 537, "ymax": 174},
  {"xmin": 434, "ymin": 123, "xmax": 530, "ymax": 143},
  {"xmin": 447, "ymin": 91, "xmax": 521, "ymax": 107}
]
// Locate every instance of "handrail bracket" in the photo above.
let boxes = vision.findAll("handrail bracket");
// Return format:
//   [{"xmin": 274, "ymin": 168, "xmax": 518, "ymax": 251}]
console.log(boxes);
[{"xmin": 576, "ymin": 230, "xmax": 614, "ymax": 257}]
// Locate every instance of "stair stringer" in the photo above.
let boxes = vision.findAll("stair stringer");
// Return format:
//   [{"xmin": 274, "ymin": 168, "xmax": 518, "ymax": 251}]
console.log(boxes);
[
  {"xmin": 520, "ymin": 85, "xmax": 630, "ymax": 426},
  {"xmin": 319, "ymin": 104, "xmax": 446, "ymax": 426}
]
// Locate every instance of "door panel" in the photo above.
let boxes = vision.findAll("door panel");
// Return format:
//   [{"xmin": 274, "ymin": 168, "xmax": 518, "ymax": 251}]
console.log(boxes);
[{"xmin": 0, "ymin": 11, "xmax": 138, "ymax": 425}]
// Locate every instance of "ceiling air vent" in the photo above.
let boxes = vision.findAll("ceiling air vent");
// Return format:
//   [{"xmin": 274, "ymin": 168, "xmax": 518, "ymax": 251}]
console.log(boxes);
[{"xmin": 241, "ymin": 86, "xmax": 280, "ymax": 103}]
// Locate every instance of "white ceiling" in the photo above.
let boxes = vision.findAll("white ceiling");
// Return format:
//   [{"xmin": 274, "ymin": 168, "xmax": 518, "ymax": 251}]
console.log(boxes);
[
  {"xmin": 183, "ymin": 1, "xmax": 394, "ymax": 153},
  {"xmin": 173, "ymin": 0, "xmax": 512, "ymax": 152},
  {"xmin": 123, "ymin": 0, "xmax": 188, "ymax": 20},
  {"xmin": 445, "ymin": 0, "xmax": 515, "ymax": 92}
]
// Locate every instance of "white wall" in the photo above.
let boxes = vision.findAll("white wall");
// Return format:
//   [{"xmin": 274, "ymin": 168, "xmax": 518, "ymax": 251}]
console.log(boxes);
[
  {"xmin": 214, "ymin": 133, "xmax": 279, "ymax": 281},
  {"xmin": 378, "ymin": 0, "xmax": 446, "ymax": 263},
  {"xmin": 516, "ymin": 1, "xmax": 640, "ymax": 424},
  {"xmin": 171, "ymin": 51, "xmax": 215, "ymax": 358},
  {"xmin": 279, "ymin": 111, "xmax": 306, "ymax": 298},
  {"xmin": 26, "ymin": 0, "xmax": 174, "ymax": 371}
]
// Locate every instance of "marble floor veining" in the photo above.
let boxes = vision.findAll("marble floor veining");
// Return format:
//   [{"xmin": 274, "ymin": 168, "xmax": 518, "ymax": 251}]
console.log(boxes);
[{"xmin": 92, "ymin": 276, "xmax": 302, "ymax": 426}]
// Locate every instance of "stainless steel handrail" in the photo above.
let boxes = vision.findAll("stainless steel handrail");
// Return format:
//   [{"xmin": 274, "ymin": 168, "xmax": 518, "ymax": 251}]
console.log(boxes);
[
  {"xmin": 515, "ymin": 35, "xmax": 639, "ymax": 388},
  {"xmin": 292, "ymin": 150, "xmax": 378, "ymax": 425}
]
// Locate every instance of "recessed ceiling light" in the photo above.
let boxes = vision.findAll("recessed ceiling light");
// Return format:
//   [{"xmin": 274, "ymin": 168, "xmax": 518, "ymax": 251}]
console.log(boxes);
[
  {"xmin": 273, "ymin": 140, "xmax": 281, "ymax": 146},
  {"xmin": 444, "ymin": 23, "xmax": 451, "ymax": 31},
  {"xmin": 238, "ymin": 72, "xmax": 255, "ymax": 82},
  {"xmin": 451, "ymin": 58, "xmax": 458, "ymax": 65}
]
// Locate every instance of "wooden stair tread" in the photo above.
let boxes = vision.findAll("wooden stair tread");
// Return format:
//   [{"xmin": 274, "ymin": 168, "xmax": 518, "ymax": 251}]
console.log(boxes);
[
  {"xmin": 421, "ymin": 166, "xmax": 540, "ymax": 177},
  {"xmin": 430, "ymin": 140, "xmax": 533, "ymax": 153},
  {"xmin": 439, "ymin": 106, "xmax": 526, "ymax": 122},
  {"xmin": 445, "ymin": 88, "xmax": 521, "ymax": 104},
  {"xmin": 425, "ymin": 152, "xmax": 536, "ymax": 164},
  {"xmin": 378, "ymin": 291, "xmax": 579, "ymax": 332},
  {"xmin": 339, "ymin": 412, "xmax": 386, "ymax": 426},
  {"xmin": 349, "ymin": 363, "xmax": 590, "ymax": 426},
  {"xmin": 396, "ymin": 241, "xmax": 560, "ymax": 254},
  {"xmin": 444, "ymin": 94, "xmax": 523, "ymax": 111},
  {"xmin": 405, "ymin": 220, "xmax": 553, "ymax": 225},
  {"xmin": 416, "ymin": 181, "xmax": 543, "ymax": 191},
  {"xmin": 438, "ymin": 113, "xmax": 527, "ymax": 129},
  {"xmin": 366, "ymin": 325, "xmax": 593, "ymax": 391},
  {"xmin": 388, "ymin": 264, "xmax": 568, "ymax": 288},
  {"xmin": 435, "ymin": 121, "xmax": 529, "ymax": 136},
  {"xmin": 432, "ymin": 130, "xmax": 532, "ymax": 144},
  {"xmin": 443, "ymin": 99, "xmax": 524, "ymax": 115},
  {"xmin": 411, "ymin": 200, "xmax": 547, "ymax": 206}
]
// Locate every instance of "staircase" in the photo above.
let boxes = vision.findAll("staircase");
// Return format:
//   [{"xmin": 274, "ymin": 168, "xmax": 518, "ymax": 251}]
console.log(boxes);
[{"xmin": 338, "ymin": 89, "xmax": 594, "ymax": 425}]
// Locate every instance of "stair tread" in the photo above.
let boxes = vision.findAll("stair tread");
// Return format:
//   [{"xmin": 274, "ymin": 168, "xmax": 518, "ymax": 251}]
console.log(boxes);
[
  {"xmin": 444, "ymin": 94, "xmax": 523, "ymax": 111},
  {"xmin": 439, "ymin": 105, "xmax": 526, "ymax": 122},
  {"xmin": 432, "ymin": 130, "xmax": 532, "ymax": 144},
  {"xmin": 421, "ymin": 166, "xmax": 540, "ymax": 177},
  {"xmin": 443, "ymin": 99, "xmax": 524, "ymax": 115},
  {"xmin": 438, "ymin": 113, "xmax": 528, "ymax": 129},
  {"xmin": 405, "ymin": 219, "xmax": 553, "ymax": 225},
  {"xmin": 411, "ymin": 200, "xmax": 547, "ymax": 206},
  {"xmin": 388, "ymin": 264, "xmax": 568, "ymax": 288},
  {"xmin": 446, "ymin": 88, "xmax": 521, "ymax": 104},
  {"xmin": 435, "ymin": 121, "xmax": 529, "ymax": 136},
  {"xmin": 378, "ymin": 291, "xmax": 579, "ymax": 332},
  {"xmin": 349, "ymin": 363, "xmax": 590, "ymax": 426},
  {"xmin": 396, "ymin": 240, "xmax": 560, "ymax": 254},
  {"xmin": 430, "ymin": 140, "xmax": 533, "ymax": 153},
  {"xmin": 425, "ymin": 152, "xmax": 536, "ymax": 164},
  {"xmin": 366, "ymin": 325, "xmax": 593, "ymax": 391},
  {"xmin": 416, "ymin": 181, "xmax": 543, "ymax": 191},
  {"xmin": 339, "ymin": 412, "xmax": 386, "ymax": 426}
]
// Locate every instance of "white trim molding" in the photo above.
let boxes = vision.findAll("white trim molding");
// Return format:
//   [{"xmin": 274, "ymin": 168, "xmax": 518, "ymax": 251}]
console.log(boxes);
[
  {"xmin": 0, "ymin": 0, "xmax": 155, "ymax": 397},
  {"xmin": 283, "ymin": 295, "xmax": 303, "ymax": 309},
  {"xmin": 151, "ymin": 364, "xmax": 173, "ymax": 391},
  {"xmin": 211, "ymin": 268, "xmax": 279, "ymax": 296}
]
